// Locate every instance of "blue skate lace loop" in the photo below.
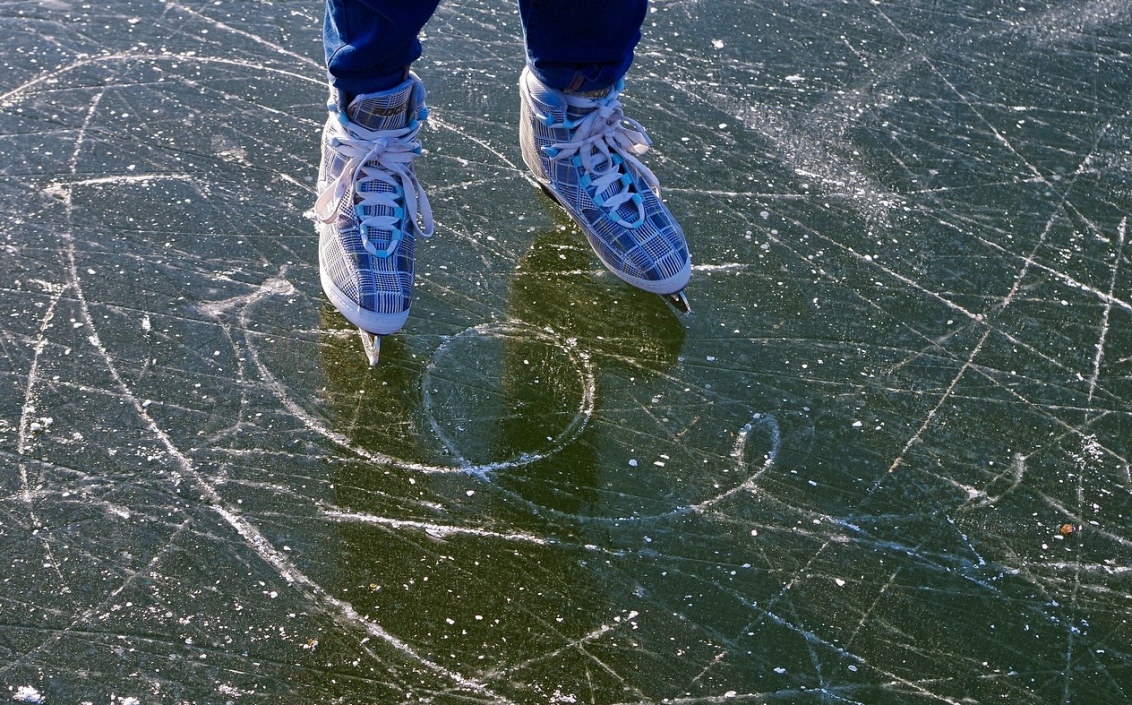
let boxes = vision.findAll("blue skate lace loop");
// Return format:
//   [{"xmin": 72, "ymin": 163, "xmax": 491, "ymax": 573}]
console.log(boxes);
[
  {"xmin": 314, "ymin": 118, "xmax": 434, "ymax": 258},
  {"xmin": 541, "ymin": 93, "xmax": 659, "ymax": 228}
]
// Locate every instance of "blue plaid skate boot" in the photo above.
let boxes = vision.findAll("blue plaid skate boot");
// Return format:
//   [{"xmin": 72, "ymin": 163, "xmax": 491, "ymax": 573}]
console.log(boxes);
[
  {"xmin": 314, "ymin": 73, "xmax": 433, "ymax": 365},
  {"xmin": 519, "ymin": 67, "xmax": 691, "ymax": 312}
]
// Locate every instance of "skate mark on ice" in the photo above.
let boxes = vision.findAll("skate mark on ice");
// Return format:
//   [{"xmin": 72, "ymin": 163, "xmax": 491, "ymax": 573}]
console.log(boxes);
[
  {"xmin": 239, "ymin": 290, "xmax": 598, "ymax": 475},
  {"xmin": 29, "ymin": 88, "xmax": 513, "ymax": 703}
]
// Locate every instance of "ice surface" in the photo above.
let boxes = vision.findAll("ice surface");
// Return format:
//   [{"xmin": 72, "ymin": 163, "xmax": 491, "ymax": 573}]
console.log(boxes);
[{"xmin": 1, "ymin": 0, "xmax": 1130, "ymax": 702}]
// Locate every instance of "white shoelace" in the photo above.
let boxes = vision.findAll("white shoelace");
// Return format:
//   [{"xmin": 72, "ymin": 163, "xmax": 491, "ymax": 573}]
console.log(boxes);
[
  {"xmin": 543, "ymin": 93, "xmax": 660, "ymax": 224},
  {"xmin": 315, "ymin": 117, "xmax": 434, "ymax": 258}
]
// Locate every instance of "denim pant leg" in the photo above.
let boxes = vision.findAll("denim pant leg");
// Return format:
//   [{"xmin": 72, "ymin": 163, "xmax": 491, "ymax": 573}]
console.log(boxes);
[
  {"xmin": 518, "ymin": 0, "xmax": 648, "ymax": 92},
  {"xmin": 324, "ymin": 0, "xmax": 441, "ymax": 103},
  {"xmin": 324, "ymin": 0, "xmax": 648, "ymax": 100}
]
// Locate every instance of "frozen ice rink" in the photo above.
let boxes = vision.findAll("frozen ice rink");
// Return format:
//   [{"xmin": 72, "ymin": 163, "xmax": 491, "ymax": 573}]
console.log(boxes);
[{"xmin": 1, "ymin": 0, "xmax": 1130, "ymax": 702}]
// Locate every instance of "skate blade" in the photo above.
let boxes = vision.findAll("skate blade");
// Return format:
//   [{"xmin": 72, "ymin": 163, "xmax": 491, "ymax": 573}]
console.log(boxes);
[
  {"xmin": 358, "ymin": 329, "xmax": 381, "ymax": 366},
  {"xmin": 537, "ymin": 182, "xmax": 562, "ymax": 205},
  {"xmin": 663, "ymin": 290, "xmax": 691, "ymax": 314}
]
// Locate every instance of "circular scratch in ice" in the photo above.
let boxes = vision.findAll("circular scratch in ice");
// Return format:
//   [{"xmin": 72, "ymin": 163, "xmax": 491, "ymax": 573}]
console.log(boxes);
[
  {"xmin": 478, "ymin": 412, "xmax": 782, "ymax": 525},
  {"xmin": 421, "ymin": 320, "xmax": 595, "ymax": 475},
  {"xmin": 242, "ymin": 286, "xmax": 594, "ymax": 476},
  {"xmin": 693, "ymin": 412, "xmax": 781, "ymax": 513}
]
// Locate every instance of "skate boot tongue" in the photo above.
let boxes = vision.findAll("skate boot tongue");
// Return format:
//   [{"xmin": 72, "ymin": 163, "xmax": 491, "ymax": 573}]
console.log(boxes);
[
  {"xmin": 347, "ymin": 82, "xmax": 415, "ymax": 131},
  {"xmin": 566, "ymin": 86, "xmax": 612, "ymax": 100},
  {"xmin": 562, "ymin": 85, "xmax": 613, "ymax": 124}
]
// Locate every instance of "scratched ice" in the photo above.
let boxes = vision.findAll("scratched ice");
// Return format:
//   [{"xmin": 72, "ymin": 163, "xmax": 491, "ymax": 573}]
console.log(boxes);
[{"xmin": 1, "ymin": 0, "xmax": 1130, "ymax": 702}]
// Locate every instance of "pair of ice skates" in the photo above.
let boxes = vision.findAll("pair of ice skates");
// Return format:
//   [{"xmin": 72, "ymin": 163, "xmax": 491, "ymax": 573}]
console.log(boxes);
[{"xmin": 315, "ymin": 69, "xmax": 691, "ymax": 365}]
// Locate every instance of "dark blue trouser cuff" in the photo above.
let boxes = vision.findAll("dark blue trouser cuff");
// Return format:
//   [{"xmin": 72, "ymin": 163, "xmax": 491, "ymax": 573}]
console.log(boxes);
[{"xmin": 324, "ymin": 0, "xmax": 647, "ymax": 99}]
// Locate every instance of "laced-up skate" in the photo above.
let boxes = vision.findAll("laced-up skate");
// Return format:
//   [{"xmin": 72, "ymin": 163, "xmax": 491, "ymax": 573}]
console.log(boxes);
[
  {"xmin": 519, "ymin": 67, "xmax": 691, "ymax": 312},
  {"xmin": 315, "ymin": 73, "xmax": 433, "ymax": 365}
]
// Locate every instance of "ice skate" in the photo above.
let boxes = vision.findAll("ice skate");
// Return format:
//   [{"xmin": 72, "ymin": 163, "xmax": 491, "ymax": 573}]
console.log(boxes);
[
  {"xmin": 519, "ymin": 67, "xmax": 691, "ymax": 312},
  {"xmin": 314, "ymin": 73, "xmax": 433, "ymax": 365}
]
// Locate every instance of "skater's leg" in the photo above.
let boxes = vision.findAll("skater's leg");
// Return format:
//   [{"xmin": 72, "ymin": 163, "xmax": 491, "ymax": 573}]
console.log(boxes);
[
  {"xmin": 324, "ymin": 0, "xmax": 441, "ymax": 108},
  {"xmin": 318, "ymin": 0, "xmax": 440, "ymax": 364},
  {"xmin": 517, "ymin": 0, "xmax": 647, "ymax": 92},
  {"xmin": 516, "ymin": 0, "xmax": 691, "ymax": 306}
]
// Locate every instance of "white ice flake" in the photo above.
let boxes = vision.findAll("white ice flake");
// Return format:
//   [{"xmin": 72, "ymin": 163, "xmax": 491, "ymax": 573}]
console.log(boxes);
[{"xmin": 12, "ymin": 687, "xmax": 44, "ymax": 704}]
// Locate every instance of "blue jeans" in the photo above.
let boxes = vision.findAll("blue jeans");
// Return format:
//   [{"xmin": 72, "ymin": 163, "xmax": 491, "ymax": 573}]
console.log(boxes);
[{"xmin": 324, "ymin": 0, "xmax": 648, "ymax": 104}]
